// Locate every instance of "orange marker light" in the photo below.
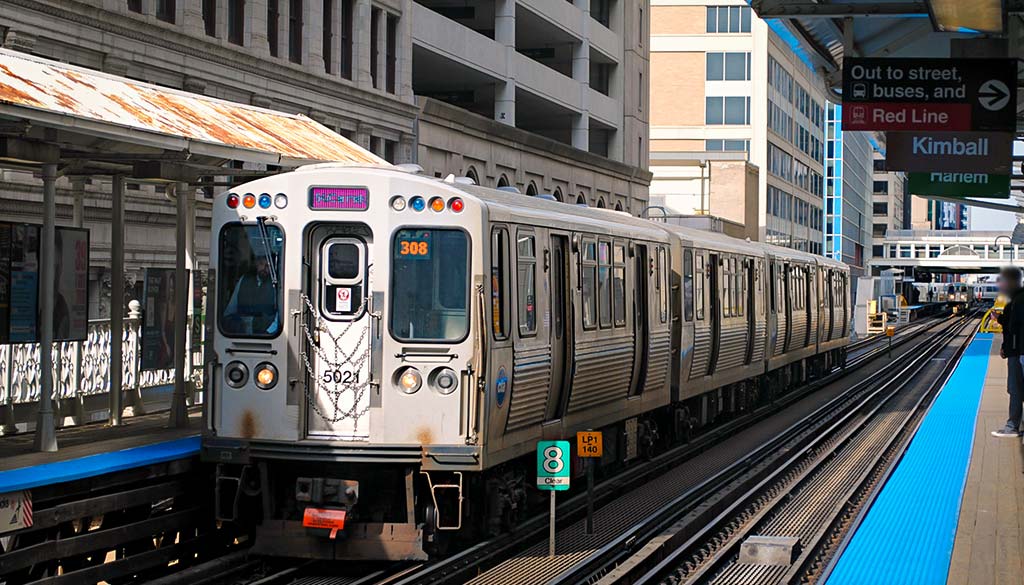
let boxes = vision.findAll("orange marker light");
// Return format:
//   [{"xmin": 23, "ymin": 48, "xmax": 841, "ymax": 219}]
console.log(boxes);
[
  {"xmin": 242, "ymin": 193, "xmax": 257, "ymax": 209},
  {"xmin": 256, "ymin": 367, "xmax": 275, "ymax": 387},
  {"xmin": 449, "ymin": 198, "xmax": 465, "ymax": 213},
  {"xmin": 429, "ymin": 197, "xmax": 445, "ymax": 212}
]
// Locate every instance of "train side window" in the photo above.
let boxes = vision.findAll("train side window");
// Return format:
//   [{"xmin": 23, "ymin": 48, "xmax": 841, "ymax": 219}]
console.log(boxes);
[
  {"xmin": 658, "ymin": 247, "xmax": 668, "ymax": 323},
  {"xmin": 613, "ymin": 243, "xmax": 626, "ymax": 327},
  {"xmin": 517, "ymin": 230, "xmax": 537, "ymax": 336},
  {"xmin": 582, "ymin": 238, "xmax": 598, "ymax": 330},
  {"xmin": 598, "ymin": 241, "xmax": 612, "ymax": 328},
  {"xmin": 491, "ymin": 227, "xmax": 509, "ymax": 340},
  {"xmin": 683, "ymin": 249, "xmax": 694, "ymax": 321},
  {"xmin": 695, "ymin": 254, "xmax": 705, "ymax": 320},
  {"xmin": 768, "ymin": 261, "xmax": 776, "ymax": 313}
]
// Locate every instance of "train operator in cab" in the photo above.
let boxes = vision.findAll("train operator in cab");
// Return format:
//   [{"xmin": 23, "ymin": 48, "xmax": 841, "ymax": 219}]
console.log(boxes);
[
  {"xmin": 221, "ymin": 251, "xmax": 280, "ymax": 336},
  {"xmin": 993, "ymin": 266, "xmax": 1024, "ymax": 438}
]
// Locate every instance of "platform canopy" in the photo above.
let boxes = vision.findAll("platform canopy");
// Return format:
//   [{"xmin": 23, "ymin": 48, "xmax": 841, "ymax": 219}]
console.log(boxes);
[{"xmin": 0, "ymin": 48, "xmax": 385, "ymax": 173}]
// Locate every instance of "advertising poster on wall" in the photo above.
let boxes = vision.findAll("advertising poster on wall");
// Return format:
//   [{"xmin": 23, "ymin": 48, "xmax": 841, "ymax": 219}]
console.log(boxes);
[
  {"xmin": 0, "ymin": 223, "xmax": 10, "ymax": 344},
  {"xmin": 9, "ymin": 223, "xmax": 39, "ymax": 343},
  {"xmin": 141, "ymin": 267, "xmax": 181, "ymax": 371},
  {"xmin": 191, "ymin": 269, "xmax": 205, "ymax": 354},
  {"xmin": 53, "ymin": 227, "xmax": 89, "ymax": 342}
]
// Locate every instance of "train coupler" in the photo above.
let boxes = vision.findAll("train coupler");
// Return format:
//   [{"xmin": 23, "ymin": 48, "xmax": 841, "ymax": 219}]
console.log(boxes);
[{"xmin": 296, "ymin": 477, "xmax": 359, "ymax": 540}]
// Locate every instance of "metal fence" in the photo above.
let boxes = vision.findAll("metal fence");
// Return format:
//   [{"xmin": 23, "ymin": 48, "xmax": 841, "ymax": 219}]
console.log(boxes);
[{"xmin": 0, "ymin": 302, "xmax": 203, "ymax": 431}]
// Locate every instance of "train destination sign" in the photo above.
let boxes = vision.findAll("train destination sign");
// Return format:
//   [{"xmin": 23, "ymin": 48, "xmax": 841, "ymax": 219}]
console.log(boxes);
[
  {"xmin": 884, "ymin": 132, "xmax": 1013, "ymax": 174},
  {"xmin": 908, "ymin": 172, "xmax": 1011, "ymax": 199},
  {"xmin": 841, "ymin": 58, "xmax": 1017, "ymax": 131}
]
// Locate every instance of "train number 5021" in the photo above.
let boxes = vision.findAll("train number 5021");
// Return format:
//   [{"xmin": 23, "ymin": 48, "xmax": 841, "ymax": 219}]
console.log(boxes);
[{"xmin": 322, "ymin": 370, "xmax": 360, "ymax": 384}]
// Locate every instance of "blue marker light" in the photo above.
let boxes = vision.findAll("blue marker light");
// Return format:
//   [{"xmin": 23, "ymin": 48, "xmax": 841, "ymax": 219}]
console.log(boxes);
[
  {"xmin": 409, "ymin": 196, "xmax": 426, "ymax": 212},
  {"xmin": 258, "ymin": 193, "xmax": 272, "ymax": 209}
]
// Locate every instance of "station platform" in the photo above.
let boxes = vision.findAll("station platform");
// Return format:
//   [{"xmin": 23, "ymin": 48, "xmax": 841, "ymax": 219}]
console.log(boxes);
[
  {"xmin": 0, "ymin": 409, "xmax": 201, "ymax": 491},
  {"xmin": 826, "ymin": 332, "xmax": 1024, "ymax": 585}
]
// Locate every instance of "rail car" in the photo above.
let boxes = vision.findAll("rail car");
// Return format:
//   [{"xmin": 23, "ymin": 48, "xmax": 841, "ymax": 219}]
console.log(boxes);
[
  {"xmin": 977, "ymin": 283, "xmax": 1000, "ymax": 306},
  {"xmin": 202, "ymin": 164, "xmax": 851, "ymax": 561},
  {"xmin": 947, "ymin": 283, "xmax": 975, "ymax": 305}
]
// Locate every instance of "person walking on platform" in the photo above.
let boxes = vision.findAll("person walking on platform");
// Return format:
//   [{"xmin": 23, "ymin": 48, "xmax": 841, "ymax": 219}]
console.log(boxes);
[{"xmin": 993, "ymin": 266, "xmax": 1024, "ymax": 437}]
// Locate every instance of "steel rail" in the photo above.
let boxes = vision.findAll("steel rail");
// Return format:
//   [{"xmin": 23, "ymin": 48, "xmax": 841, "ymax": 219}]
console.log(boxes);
[{"xmin": 546, "ymin": 312, "xmax": 972, "ymax": 585}]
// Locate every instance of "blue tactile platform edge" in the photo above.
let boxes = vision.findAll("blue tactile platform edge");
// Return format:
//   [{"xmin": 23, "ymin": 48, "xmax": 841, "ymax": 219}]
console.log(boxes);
[
  {"xmin": 826, "ymin": 333, "xmax": 994, "ymax": 585},
  {"xmin": 0, "ymin": 435, "xmax": 200, "ymax": 493}
]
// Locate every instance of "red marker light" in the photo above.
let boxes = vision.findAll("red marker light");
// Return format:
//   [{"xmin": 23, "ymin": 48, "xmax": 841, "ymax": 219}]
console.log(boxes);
[
  {"xmin": 449, "ymin": 198, "xmax": 464, "ymax": 213},
  {"xmin": 226, "ymin": 193, "xmax": 240, "ymax": 209},
  {"xmin": 242, "ymin": 194, "xmax": 257, "ymax": 209}
]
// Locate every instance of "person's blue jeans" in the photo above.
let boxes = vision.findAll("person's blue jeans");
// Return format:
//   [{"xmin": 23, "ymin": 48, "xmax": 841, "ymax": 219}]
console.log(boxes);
[{"xmin": 1009, "ymin": 356, "xmax": 1024, "ymax": 430}]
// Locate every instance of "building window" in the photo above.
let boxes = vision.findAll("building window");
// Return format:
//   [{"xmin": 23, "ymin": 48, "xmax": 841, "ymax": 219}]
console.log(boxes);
[
  {"xmin": 228, "ymin": 0, "xmax": 246, "ymax": 45},
  {"xmin": 289, "ymin": 0, "xmax": 303, "ymax": 64},
  {"xmin": 268, "ymin": 0, "xmax": 280, "ymax": 57},
  {"xmin": 203, "ymin": 0, "xmax": 216, "ymax": 36},
  {"xmin": 340, "ymin": 0, "xmax": 354, "ymax": 79},
  {"xmin": 706, "ymin": 96, "xmax": 750, "ymax": 125},
  {"xmin": 706, "ymin": 52, "xmax": 751, "ymax": 81},
  {"xmin": 323, "ymin": 0, "xmax": 334, "ymax": 72},
  {"xmin": 370, "ymin": 8, "xmax": 381, "ymax": 88},
  {"xmin": 128, "ymin": 0, "xmax": 142, "ymax": 13},
  {"xmin": 873, "ymin": 180, "xmax": 888, "ymax": 194},
  {"xmin": 526, "ymin": 182, "xmax": 537, "ymax": 196},
  {"xmin": 705, "ymin": 139, "xmax": 749, "ymax": 153},
  {"xmin": 706, "ymin": 5, "xmax": 751, "ymax": 33},
  {"xmin": 156, "ymin": 0, "xmax": 176, "ymax": 22},
  {"xmin": 386, "ymin": 13, "xmax": 398, "ymax": 94},
  {"xmin": 873, "ymin": 202, "xmax": 888, "ymax": 216}
]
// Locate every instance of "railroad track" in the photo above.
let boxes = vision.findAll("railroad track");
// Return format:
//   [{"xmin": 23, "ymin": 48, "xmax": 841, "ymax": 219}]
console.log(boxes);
[
  {"xmin": 145, "ymin": 313, "xmax": 953, "ymax": 585},
  {"xmin": 561, "ymin": 313, "xmax": 976, "ymax": 585}
]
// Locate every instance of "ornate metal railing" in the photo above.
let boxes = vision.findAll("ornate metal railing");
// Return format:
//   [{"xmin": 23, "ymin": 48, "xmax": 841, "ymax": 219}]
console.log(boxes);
[{"xmin": 0, "ymin": 302, "xmax": 203, "ymax": 427}]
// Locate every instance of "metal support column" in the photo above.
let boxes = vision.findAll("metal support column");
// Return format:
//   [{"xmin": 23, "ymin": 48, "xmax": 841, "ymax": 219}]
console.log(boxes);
[
  {"xmin": 33, "ymin": 162, "xmax": 58, "ymax": 452},
  {"xmin": 109, "ymin": 175, "xmax": 125, "ymax": 427},
  {"xmin": 168, "ymin": 182, "xmax": 190, "ymax": 428}
]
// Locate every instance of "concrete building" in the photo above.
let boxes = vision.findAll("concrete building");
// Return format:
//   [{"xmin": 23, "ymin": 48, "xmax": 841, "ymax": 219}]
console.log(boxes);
[
  {"xmin": 870, "ymin": 147, "xmax": 908, "ymax": 260},
  {"xmin": 823, "ymin": 103, "xmax": 872, "ymax": 275},
  {"xmin": 0, "ymin": 0, "xmax": 651, "ymax": 316},
  {"xmin": 648, "ymin": 0, "xmax": 826, "ymax": 252}
]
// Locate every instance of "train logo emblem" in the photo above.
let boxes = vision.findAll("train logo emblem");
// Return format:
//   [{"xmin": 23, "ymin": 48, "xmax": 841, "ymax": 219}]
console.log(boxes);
[{"xmin": 495, "ymin": 367, "xmax": 508, "ymax": 407}]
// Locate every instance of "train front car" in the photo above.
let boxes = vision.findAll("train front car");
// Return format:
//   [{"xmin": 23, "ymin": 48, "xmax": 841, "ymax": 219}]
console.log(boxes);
[{"xmin": 203, "ymin": 165, "xmax": 484, "ymax": 560}]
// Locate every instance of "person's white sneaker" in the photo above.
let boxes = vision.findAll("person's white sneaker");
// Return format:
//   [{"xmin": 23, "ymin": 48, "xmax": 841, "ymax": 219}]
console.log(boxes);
[{"xmin": 992, "ymin": 427, "xmax": 1022, "ymax": 438}]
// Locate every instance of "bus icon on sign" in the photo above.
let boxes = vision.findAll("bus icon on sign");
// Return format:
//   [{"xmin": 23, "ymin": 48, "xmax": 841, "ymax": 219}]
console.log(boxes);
[{"xmin": 852, "ymin": 83, "xmax": 867, "ymax": 99}]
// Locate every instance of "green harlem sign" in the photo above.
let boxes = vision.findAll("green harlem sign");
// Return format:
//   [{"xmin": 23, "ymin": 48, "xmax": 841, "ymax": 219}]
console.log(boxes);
[{"xmin": 908, "ymin": 172, "xmax": 1010, "ymax": 198}]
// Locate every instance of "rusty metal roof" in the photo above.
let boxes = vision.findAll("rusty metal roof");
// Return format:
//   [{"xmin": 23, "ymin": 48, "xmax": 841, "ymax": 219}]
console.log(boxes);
[{"xmin": 0, "ymin": 49, "xmax": 387, "ymax": 166}]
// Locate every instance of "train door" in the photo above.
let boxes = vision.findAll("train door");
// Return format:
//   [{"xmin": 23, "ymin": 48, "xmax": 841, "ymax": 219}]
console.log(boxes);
[
  {"xmin": 629, "ymin": 244, "xmax": 650, "ymax": 396},
  {"xmin": 547, "ymin": 234, "xmax": 573, "ymax": 418},
  {"xmin": 803, "ymin": 267, "xmax": 813, "ymax": 346},
  {"xmin": 745, "ymin": 258, "xmax": 756, "ymax": 364},
  {"xmin": 782, "ymin": 263, "xmax": 792, "ymax": 352},
  {"xmin": 707, "ymin": 253, "xmax": 721, "ymax": 375},
  {"xmin": 304, "ymin": 225, "xmax": 373, "ymax": 440}
]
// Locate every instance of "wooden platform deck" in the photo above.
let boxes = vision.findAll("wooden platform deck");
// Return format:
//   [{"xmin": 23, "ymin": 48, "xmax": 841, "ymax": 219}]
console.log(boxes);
[
  {"xmin": 948, "ymin": 342, "xmax": 1024, "ymax": 585},
  {"xmin": 0, "ymin": 408, "xmax": 201, "ymax": 473}
]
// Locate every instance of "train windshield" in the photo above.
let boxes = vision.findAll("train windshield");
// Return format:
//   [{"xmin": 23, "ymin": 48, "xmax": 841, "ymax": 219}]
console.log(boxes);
[
  {"xmin": 390, "ymin": 228, "xmax": 469, "ymax": 341},
  {"xmin": 217, "ymin": 223, "xmax": 284, "ymax": 338}
]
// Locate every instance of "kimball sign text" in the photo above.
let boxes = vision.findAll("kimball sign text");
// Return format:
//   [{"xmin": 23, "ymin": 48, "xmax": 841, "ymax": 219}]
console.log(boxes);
[{"xmin": 885, "ymin": 132, "xmax": 1012, "ymax": 174}]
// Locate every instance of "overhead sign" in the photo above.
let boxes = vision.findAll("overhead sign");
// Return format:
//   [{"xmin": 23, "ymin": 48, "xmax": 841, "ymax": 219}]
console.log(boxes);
[
  {"xmin": 536, "ymin": 440, "xmax": 570, "ymax": 491},
  {"xmin": 908, "ymin": 172, "xmax": 1010, "ymax": 198},
  {"xmin": 885, "ymin": 132, "xmax": 1013, "ymax": 174},
  {"xmin": 577, "ymin": 431, "xmax": 603, "ymax": 458},
  {"xmin": 842, "ymin": 58, "xmax": 1017, "ymax": 131}
]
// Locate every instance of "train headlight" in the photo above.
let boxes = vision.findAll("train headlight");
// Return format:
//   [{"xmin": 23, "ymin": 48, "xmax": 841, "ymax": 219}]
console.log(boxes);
[
  {"xmin": 274, "ymin": 193, "xmax": 289, "ymax": 209},
  {"xmin": 254, "ymin": 362, "xmax": 278, "ymax": 390},
  {"xmin": 396, "ymin": 367, "xmax": 422, "ymax": 394},
  {"xmin": 430, "ymin": 367, "xmax": 459, "ymax": 395},
  {"xmin": 410, "ymin": 196, "xmax": 426, "ymax": 212},
  {"xmin": 390, "ymin": 196, "xmax": 407, "ymax": 211},
  {"xmin": 225, "ymin": 361, "xmax": 249, "ymax": 389}
]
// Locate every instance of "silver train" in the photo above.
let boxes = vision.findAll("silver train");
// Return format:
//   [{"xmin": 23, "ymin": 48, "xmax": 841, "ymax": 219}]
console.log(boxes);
[{"xmin": 202, "ymin": 165, "xmax": 850, "ymax": 560}]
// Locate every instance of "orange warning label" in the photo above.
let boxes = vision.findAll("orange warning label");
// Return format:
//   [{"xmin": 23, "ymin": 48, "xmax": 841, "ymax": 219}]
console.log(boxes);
[{"xmin": 302, "ymin": 507, "xmax": 347, "ymax": 530}]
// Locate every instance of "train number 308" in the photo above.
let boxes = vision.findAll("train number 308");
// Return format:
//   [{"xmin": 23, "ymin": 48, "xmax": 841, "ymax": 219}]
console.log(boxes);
[{"xmin": 322, "ymin": 370, "xmax": 360, "ymax": 384}]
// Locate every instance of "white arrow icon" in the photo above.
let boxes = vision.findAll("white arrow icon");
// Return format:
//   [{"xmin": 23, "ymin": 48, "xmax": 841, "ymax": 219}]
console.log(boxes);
[{"xmin": 978, "ymin": 79, "xmax": 1010, "ymax": 111}]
